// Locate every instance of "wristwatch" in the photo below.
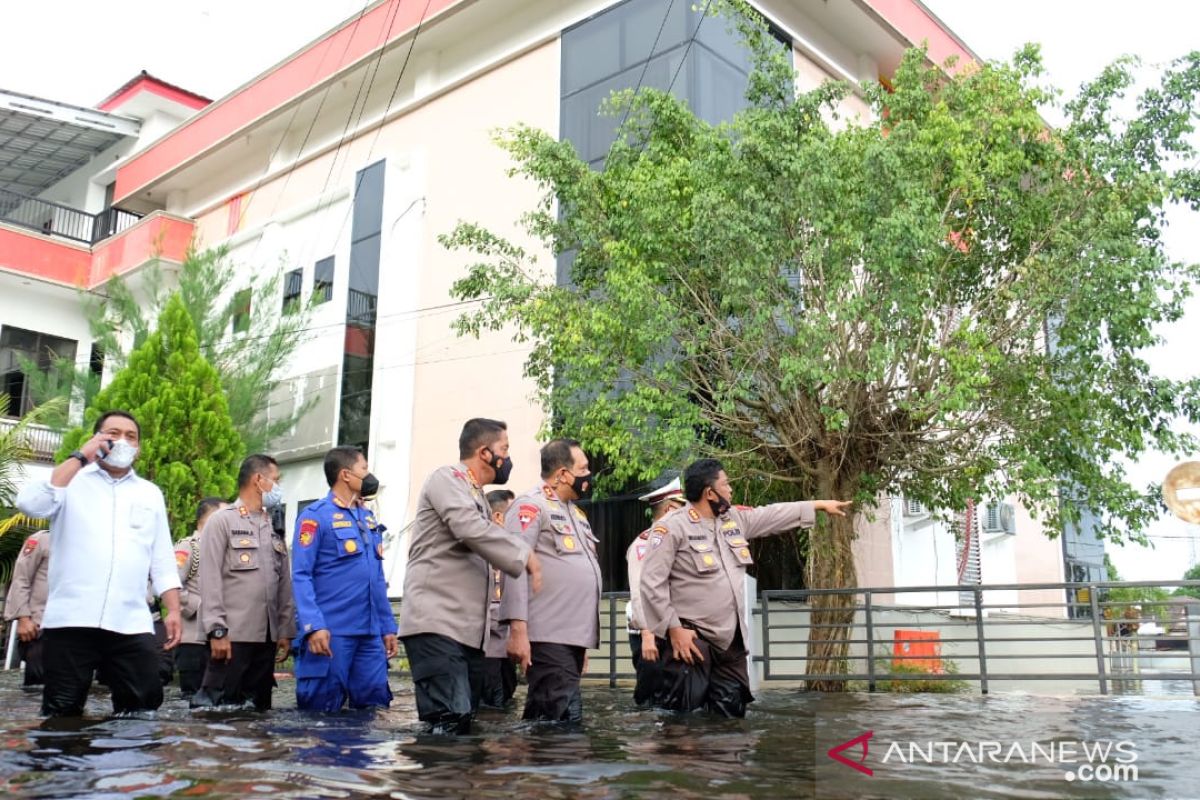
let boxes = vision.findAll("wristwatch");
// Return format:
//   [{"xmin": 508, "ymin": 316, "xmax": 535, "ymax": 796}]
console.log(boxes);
[
  {"xmin": 70, "ymin": 450, "xmax": 89, "ymax": 467},
  {"xmin": 209, "ymin": 627, "xmax": 228, "ymax": 640}
]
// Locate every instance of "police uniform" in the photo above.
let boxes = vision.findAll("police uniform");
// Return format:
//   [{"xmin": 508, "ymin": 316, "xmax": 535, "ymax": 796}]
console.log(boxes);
[
  {"xmin": 500, "ymin": 483, "xmax": 602, "ymax": 722},
  {"xmin": 173, "ymin": 531, "xmax": 207, "ymax": 695},
  {"xmin": 3, "ymin": 530, "xmax": 50, "ymax": 686},
  {"xmin": 480, "ymin": 562, "xmax": 518, "ymax": 709},
  {"xmin": 398, "ymin": 464, "xmax": 531, "ymax": 734},
  {"xmin": 640, "ymin": 500, "xmax": 816, "ymax": 717},
  {"xmin": 292, "ymin": 492, "xmax": 397, "ymax": 711},
  {"xmin": 194, "ymin": 504, "xmax": 296, "ymax": 710}
]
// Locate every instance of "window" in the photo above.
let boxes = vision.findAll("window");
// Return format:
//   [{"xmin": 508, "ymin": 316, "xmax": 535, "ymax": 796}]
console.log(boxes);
[
  {"xmin": 282, "ymin": 268, "xmax": 303, "ymax": 314},
  {"xmin": 0, "ymin": 325, "xmax": 78, "ymax": 417},
  {"xmin": 313, "ymin": 256, "xmax": 334, "ymax": 303},
  {"xmin": 338, "ymin": 160, "xmax": 385, "ymax": 452},
  {"xmin": 231, "ymin": 288, "xmax": 252, "ymax": 334}
]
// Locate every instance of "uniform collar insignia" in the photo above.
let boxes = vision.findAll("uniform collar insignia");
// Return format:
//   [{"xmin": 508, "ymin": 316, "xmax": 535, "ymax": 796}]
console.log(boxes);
[
  {"xmin": 238, "ymin": 506, "xmax": 249, "ymax": 518},
  {"xmin": 542, "ymin": 483, "xmax": 560, "ymax": 502},
  {"xmin": 465, "ymin": 467, "xmax": 481, "ymax": 488},
  {"xmin": 687, "ymin": 507, "xmax": 700, "ymax": 523}
]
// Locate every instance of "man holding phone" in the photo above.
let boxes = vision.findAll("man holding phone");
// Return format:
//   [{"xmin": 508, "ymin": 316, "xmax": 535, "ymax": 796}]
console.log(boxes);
[{"xmin": 16, "ymin": 410, "xmax": 183, "ymax": 716}]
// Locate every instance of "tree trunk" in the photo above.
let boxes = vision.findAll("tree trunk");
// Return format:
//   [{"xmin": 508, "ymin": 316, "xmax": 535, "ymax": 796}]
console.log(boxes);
[{"xmin": 803, "ymin": 475, "xmax": 858, "ymax": 691}]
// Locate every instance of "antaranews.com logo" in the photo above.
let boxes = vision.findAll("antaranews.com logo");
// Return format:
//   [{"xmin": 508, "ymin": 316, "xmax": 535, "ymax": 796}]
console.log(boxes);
[{"xmin": 827, "ymin": 731, "xmax": 1139, "ymax": 784}]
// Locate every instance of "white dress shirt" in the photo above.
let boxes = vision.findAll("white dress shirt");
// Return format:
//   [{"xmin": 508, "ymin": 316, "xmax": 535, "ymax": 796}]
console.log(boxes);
[{"xmin": 17, "ymin": 463, "xmax": 182, "ymax": 635}]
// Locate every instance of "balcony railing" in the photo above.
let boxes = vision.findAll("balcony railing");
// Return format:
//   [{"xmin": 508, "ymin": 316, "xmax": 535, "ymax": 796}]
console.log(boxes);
[
  {"xmin": 0, "ymin": 417, "xmax": 63, "ymax": 464},
  {"xmin": 0, "ymin": 186, "xmax": 142, "ymax": 245}
]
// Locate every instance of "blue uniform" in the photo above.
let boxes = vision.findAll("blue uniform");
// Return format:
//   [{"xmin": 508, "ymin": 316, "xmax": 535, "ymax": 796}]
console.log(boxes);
[{"xmin": 292, "ymin": 492, "xmax": 397, "ymax": 711}]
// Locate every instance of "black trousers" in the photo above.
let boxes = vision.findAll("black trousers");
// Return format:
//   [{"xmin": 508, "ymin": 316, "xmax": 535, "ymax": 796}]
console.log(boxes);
[
  {"xmin": 523, "ymin": 642, "xmax": 584, "ymax": 723},
  {"xmin": 152, "ymin": 619, "xmax": 176, "ymax": 686},
  {"xmin": 643, "ymin": 628, "xmax": 754, "ymax": 718},
  {"xmin": 402, "ymin": 633, "xmax": 483, "ymax": 735},
  {"xmin": 480, "ymin": 656, "xmax": 518, "ymax": 709},
  {"xmin": 18, "ymin": 635, "xmax": 46, "ymax": 686},
  {"xmin": 175, "ymin": 643, "xmax": 209, "ymax": 696},
  {"xmin": 629, "ymin": 632, "xmax": 669, "ymax": 708},
  {"xmin": 192, "ymin": 641, "xmax": 276, "ymax": 711},
  {"xmin": 41, "ymin": 627, "xmax": 163, "ymax": 716}
]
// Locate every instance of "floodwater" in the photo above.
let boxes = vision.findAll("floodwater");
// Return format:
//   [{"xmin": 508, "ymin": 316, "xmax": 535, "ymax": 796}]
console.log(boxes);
[{"xmin": 0, "ymin": 671, "xmax": 1197, "ymax": 799}]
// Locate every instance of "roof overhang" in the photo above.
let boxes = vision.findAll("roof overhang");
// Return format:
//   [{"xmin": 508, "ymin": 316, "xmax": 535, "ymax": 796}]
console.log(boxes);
[{"xmin": 0, "ymin": 88, "xmax": 139, "ymax": 196}]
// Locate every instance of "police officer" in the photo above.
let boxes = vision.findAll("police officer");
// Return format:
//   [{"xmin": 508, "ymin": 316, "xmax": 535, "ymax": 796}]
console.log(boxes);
[
  {"xmin": 640, "ymin": 458, "xmax": 850, "ymax": 717},
  {"xmin": 292, "ymin": 446, "xmax": 398, "ymax": 711},
  {"xmin": 4, "ymin": 530, "xmax": 50, "ymax": 687},
  {"xmin": 481, "ymin": 489, "xmax": 517, "ymax": 709},
  {"xmin": 398, "ymin": 418, "xmax": 541, "ymax": 735},
  {"xmin": 193, "ymin": 454, "xmax": 296, "ymax": 710},
  {"xmin": 626, "ymin": 478, "xmax": 686, "ymax": 705},
  {"xmin": 502, "ymin": 438, "xmax": 601, "ymax": 723},
  {"xmin": 173, "ymin": 497, "xmax": 227, "ymax": 697}
]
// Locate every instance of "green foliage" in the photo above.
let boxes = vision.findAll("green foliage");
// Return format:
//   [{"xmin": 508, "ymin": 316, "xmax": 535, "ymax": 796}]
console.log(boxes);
[
  {"xmin": 23, "ymin": 246, "xmax": 314, "ymax": 454},
  {"xmin": 1175, "ymin": 562, "xmax": 1200, "ymax": 599},
  {"xmin": 55, "ymin": 295, "xmax": 244, "ymax": 541},
  {"xmin": 869, "ymin": 655, "xmax": 968, "ymax": 694},
  {"xmin": 442, "ymin": 0, "xmax": 1200, "ymax": 554},
  {"xmin": 0, "ymin": 395, "xmax": 60, "ymax": 582}
]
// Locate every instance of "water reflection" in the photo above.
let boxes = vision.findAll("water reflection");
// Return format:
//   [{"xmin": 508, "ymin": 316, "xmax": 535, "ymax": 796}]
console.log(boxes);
[{"xmin": 0, "ymin": 672, "xmax": 1196, "ymax": 798}]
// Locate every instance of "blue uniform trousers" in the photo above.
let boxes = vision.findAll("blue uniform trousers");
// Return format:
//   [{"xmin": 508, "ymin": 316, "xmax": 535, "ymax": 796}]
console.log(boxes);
[{"xmin": 295, "ymin": 634, "xmax": 391, "ymax": 711}]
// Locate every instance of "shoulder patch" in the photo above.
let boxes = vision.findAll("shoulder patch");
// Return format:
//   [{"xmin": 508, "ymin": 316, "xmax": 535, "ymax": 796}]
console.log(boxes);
[
  {"xmin": 653, "ymin": 525, "xmax": 668, "ymax": 534},
  {"xmin": 175, "ymin": 549, "xmax": 188, "ymax": 568},
  {"xmin": 21, "ymin": 536, "xmax": 39, "ymax": 557},
  {"xmin": 298, "ymin": 518, "xmax": 318, "ymax": 547},
  {"xmin": 687, "ymin": 508, "xmax": 700, "ymax": 523},
  {"xmin": 451, "ymin": 468, "xmax": 466, "ymax": 480},
  {"xmin": 650, "ymin": 532, "xmax": 665, "ymax": 549},
  {"xmin": 635, "ymin": 543, "xmax": 648, "ymax": 560},
  {"xmin": 517, "ymin": 503, "xmax": 540, "ymax": 531},
  {"xmin": 638, "ymin": 530, "xmax": 651, "ymax": 540}
]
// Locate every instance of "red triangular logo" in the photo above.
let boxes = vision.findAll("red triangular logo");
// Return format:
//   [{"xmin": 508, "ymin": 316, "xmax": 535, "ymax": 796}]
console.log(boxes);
[{"xmin": 827, "ymin": 731, "xmax": 874, "ymax": 776}]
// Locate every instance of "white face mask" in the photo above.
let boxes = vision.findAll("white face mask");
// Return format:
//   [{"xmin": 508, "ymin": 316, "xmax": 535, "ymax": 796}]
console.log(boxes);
[
  {"xmin": 103, "ymin": 439, "xmax": 139, "ymax": 469},
  {"xmin": 262, "ymin": 480, "xmax": 285, "ymax": 509}
]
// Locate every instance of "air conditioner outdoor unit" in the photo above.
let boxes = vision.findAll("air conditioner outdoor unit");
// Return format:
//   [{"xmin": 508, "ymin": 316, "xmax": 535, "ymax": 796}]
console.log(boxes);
[
  {"xmin": 983, "ymin": 501, "xmax": 1017, "ymax": 534},
  {"xmin": 904, "ymin": 498, "xmax": 927, "ymax": 517}
]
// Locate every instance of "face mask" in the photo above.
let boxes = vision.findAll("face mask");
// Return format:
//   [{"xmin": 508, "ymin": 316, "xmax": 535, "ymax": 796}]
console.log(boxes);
[
  {"xmin": 708, "ymin": 491, "xmax": 731, "ymax": 518},
  {"xmin": 103, "ymin": 439, "xmax": 138, "ymax": 470},
  {"xmin": 262, "ymin": 479, "xmax": 285, "ymax": 509},
  {"xmin": 486, "ymin": 450, "xmax": 513, "ymax": 485},
  {"xmin": 359, "ymin": 472, "xmax": 380, "ymax": 499},
  {"xmin": 571, "ymin": 472, "xmax": 594, "ymax": 500}
]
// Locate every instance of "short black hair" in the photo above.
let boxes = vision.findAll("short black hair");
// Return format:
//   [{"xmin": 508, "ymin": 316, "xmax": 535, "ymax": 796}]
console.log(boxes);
[
  {"xmin": 237, "ymin": 454, "xmax": 279, "ymax": 489},
  {"xmin": 458, "ymin": 418, "xmax": 507, "ymax": 460},
  {"xmin": 323, "ymin": 446, "xmax": 364, "ymax": 487},
  {"xmin": 94, "ymin": 410, "xmax": 141, "ymax": 438},
  {"xmin": 540, "ymin": 438, "xmax": 581, "ymax": 479},
  {"xmin": 486, "ymin": 489, "xmax": 515, "ymax": 514},
  {"xmin": 194, "ymin": 497, "xmax": 225, "ymax": 527},
  {"xmin": 684, "ymin": 458, "xmax": 725, "ymax": 502}
]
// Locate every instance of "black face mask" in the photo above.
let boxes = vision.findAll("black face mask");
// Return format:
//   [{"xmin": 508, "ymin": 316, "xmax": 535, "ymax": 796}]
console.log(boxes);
[
  {"xmin": 359, "ymin": 472, "xmax": 380, "ymax": 500},
  {"xmin": 487, "ymin": 450, "xmax": 513, "ymax": 485},
  {"xmin": 708, "ymin": 492, "xmax": 731, "ymax": 517},
  {"xmin": 571, "ymin": 472, "xmax": 594, "ymax": 500}
]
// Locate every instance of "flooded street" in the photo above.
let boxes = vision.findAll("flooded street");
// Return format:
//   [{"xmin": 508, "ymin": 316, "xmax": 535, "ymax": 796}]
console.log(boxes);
[{"xmin": 0, "ymin": 671, "xmax": 1197, "ymax": 799}]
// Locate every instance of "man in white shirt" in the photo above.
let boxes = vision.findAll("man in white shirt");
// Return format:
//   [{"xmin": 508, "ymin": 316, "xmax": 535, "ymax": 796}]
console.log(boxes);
[{"xmin": 17, "ymin": 409, "xmax": 183, "ymax": 716}]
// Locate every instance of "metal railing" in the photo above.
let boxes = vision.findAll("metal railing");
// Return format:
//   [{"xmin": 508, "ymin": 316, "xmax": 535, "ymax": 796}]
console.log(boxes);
[
  {"xmin": 0, "ymin": 418, "xmax": 63, "ymax": 463},
  {"xmin": 757, "ymin": 580, "xmax": 1200, "ymax": 695},
  {"xmin": 0, "ymin": 186, "xmax": 141, "ymax": 245}
]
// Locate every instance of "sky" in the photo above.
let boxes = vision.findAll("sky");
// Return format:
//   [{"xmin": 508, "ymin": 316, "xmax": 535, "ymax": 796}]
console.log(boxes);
[{"xmin": 1, "ymin": 1, "xmax": 1198, "ymax": 580}]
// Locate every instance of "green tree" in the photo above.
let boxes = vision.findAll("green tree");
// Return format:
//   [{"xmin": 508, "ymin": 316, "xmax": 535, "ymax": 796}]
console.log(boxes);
[
  {"xmin": 1177, "ymin": 563, "xmax": 1200, "ymax": 599},
  {"xmin": 442, "ymin": 1, "xmax": 1200, "ymax": 687},
  {"xmin": 0, "ymin": 394, "xmax": 61, "ymax": 584},
  {"xmin": 23, "ymin": 245, "xmax": 313, "ymax": 453},
  {"xmin": 56, "ymin": 294, "xmax": 244, "ymax": 541}
]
